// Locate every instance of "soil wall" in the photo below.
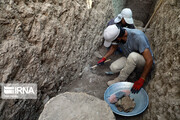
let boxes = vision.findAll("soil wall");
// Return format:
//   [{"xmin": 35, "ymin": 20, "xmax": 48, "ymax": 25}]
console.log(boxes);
[
  {"xmin": 144, "ymin": 0, "xmax": 180, "ymax": 119},
  {"xmin": 0, "ymin": 0, "xmax": 113, "ymax": 119}
]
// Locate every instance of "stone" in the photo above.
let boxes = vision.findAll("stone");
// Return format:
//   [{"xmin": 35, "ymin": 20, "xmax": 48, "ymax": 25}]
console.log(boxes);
[
  {"xmin": 115, "ymin": 96, "xmax": 135, "ymax": 112},
  {"xmin": 39, "ymin": 92, "xmax": 115, "ymax": 120},
  {"xmin": 94, "ymin": 51, "xmax": 103, "ymax": 58}
]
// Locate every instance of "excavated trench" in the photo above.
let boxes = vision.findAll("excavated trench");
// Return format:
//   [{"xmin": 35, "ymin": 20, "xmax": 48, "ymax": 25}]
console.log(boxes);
[
  {"xmin": 60, "ymin": 1, "xmax": 157, "ymax": 120},
  {"xmin": 0, "ymin": 0, "xmax": 180, "ymax": 120}
]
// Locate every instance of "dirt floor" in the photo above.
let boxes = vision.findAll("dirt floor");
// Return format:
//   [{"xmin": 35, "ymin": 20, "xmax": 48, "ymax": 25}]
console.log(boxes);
[{"xmin": 61, "ymin": 46, "xmax": 142, "ymax": 120}]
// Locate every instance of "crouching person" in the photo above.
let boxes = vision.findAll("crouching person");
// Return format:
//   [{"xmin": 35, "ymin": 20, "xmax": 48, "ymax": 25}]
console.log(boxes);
[{"xmin": 98, "ymin": 24, "xmax": 154, "ymax": 94}]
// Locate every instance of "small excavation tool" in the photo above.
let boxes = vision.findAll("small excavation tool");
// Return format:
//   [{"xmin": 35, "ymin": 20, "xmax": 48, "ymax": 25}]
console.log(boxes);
[{"xmin": 90, "ymin": 59, "xmax": 111, "ymax": 69}]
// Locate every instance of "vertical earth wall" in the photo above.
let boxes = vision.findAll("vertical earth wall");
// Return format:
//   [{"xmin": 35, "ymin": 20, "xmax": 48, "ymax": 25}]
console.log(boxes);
[
  {"xmin": 144, "ymin": 0, "xmax": 180, "ymax": 120},
  {"xmin": 0, "ymin": 0, "xmax": 113, "ymax": 119}
]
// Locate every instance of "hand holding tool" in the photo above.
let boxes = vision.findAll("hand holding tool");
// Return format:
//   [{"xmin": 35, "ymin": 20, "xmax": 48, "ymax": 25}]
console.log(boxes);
[
  {"xmin": 90, "ymin": 59, "xmax": 111, "ymax": 69},
  {"xmin": 97, "ymin": 57, "xmax": 106, "ymax": 65}
]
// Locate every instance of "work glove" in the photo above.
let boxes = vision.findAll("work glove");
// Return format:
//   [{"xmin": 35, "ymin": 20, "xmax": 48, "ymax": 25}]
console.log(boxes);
[
  {"xmin": 131, "ymin": 77, "xmax": 145, "ymax": 94},
  {"xmin": 97, "ymin": 57, "xmax": 106, "ymax": 65}
]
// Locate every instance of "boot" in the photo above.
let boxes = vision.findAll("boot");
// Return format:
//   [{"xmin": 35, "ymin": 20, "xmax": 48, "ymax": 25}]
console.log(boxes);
[{"xmin": 107, "ymin": 77, "xmax": 124, "ymax": 86}]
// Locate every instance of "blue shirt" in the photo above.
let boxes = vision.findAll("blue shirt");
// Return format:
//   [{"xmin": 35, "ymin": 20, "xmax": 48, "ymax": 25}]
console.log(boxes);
[{"xmin": 119, "ymin": 28, "xmax": 154, "ymax": 60}]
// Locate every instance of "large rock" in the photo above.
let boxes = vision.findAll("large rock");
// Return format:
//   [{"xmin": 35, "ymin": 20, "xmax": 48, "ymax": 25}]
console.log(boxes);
[{"xmin": 39, "ymin": 92, "xmax": 115, "ymax": 120}]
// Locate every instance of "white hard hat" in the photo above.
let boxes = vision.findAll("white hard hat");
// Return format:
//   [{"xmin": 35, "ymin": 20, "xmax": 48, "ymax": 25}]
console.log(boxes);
[
  {"xmin": 103, "ymin": 25, "xmax": 120, "ymax": 47},
  {"xmin": 121, "ymin": 8, "xmax": 134, "ymax": 24},
  {"xmin": 114, "ymin": 14, "xmax": 122, "ymax": 23}
]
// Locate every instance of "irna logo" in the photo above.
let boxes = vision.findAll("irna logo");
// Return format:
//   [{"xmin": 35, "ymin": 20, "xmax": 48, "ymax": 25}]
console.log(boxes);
[{"xmin": 1, "ymin": 83, "xmax": 37, "ymax": 99}]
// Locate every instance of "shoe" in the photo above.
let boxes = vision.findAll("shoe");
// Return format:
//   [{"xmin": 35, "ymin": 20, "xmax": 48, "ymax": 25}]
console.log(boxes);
[
  {"xmin": 105, "ymin": 71, "xmax": 114, "ymax": 75},
  {"xmin": 107, "ymin": 77, "xmax": 122, "ymax": 86}
]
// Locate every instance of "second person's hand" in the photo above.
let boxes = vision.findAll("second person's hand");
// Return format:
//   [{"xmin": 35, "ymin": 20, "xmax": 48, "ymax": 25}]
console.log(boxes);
[{"xmin": 97, "ymin": 57, "xmax": 106, "ymax": 65}]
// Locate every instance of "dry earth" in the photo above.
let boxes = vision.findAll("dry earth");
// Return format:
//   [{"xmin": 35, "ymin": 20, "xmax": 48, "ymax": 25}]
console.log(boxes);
[{"xmin": 0, "ymin": 0, "xmax": 179, "ymax": 120}]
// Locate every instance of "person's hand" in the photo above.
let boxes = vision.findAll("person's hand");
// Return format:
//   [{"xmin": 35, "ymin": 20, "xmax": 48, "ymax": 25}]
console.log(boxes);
[
  {"xmin": 131, "ymin": 77, "xmax": 145, "ymax": 94},
  {"xmin": 97, "ymin": 57, "xmax": 106, "ymax": 65}
]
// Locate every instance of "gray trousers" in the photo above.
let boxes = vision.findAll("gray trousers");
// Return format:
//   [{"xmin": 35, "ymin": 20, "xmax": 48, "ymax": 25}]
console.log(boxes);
[{"xmin": 110, "ymin": 52, "xmax": 146, "ymax": 81}]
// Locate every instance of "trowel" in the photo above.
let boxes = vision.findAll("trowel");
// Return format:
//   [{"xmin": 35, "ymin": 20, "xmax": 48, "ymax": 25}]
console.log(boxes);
[
  {"xmin": 90, "ymin": 59, "xmax": 111, "ymax": 70},
  {"xmin": 90, "ymin": 51, "xmax": 111, "ymax": 70}
]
